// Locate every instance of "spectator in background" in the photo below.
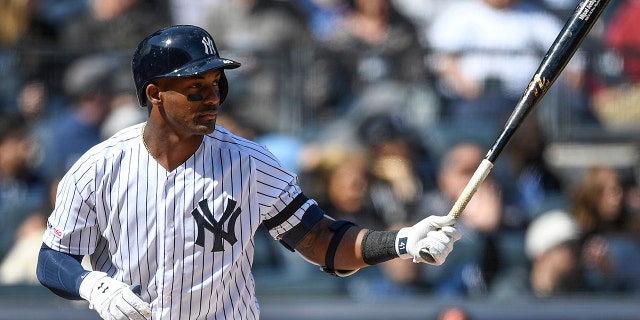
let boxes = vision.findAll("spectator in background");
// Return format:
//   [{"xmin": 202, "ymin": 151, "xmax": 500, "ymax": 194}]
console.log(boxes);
[
  {"xmin": 589, "ymin": 0, "xmax": 640, "ymax": 129},
  {"xmin": 292, "ymin": 0, "xmax": 348, "ymax": 42},
  {"xmin": 99, "ymin": 59, "xmax": 147, "ymax": 140},
  {"xmin": 501, "ymin": 115, "xmax": 565, "ymax": 226},
  {"xmin": 0, "ymin": 210, "xmax": 48, "ymax": 284},
  {"xmin": 58, "ymin": 0, "xmax": 170, "ymax": 53},
  {"xmin": 570, "ymin": 166, "xmax": 640, "ymax": 296},
  {"xmin": 390, "ymin": 0, "xmax": 468, "ymax": 45},
  {"xmin": 313, "ymin": 0, "xmax": 437, "ymax": 129},
  {"xmin": 537, "ymin": 0, "xmax": 581, "ymax": 19},
  {"xmin": 300, "ymin": 142, "xmax": 389, "ymax": 229},
  {"xmin": 524, "ymin": 210, "xmax": 584, "ymax": 298},
  {"xmin": 168, "ymin": 0, "xmax": 222, "ymax": 26},
  {"xmin": 14, "ymin": 78, "xmax": 68, "ymax": 176},
  {"xmin": 0, "ymin": 113, "xmax": 46, "ymax": 265},
  {"xmin": 490, "ymin": 209, "xmax": 586, "ymax": 299},
  {"xmin": 356, "ymin": 112, "xmax": 433, "ymax": 226},
  {"xmin": 0, "ymin": 0, "xmax": 65, "ymax": 111},
  {"xmin": 572, "ymin": 166, "xmax": 633, "ymax": 241},
  {"xmin": 0, "ymin": 177, "xmax": 55, "ymax": 285},
  {"xmin": 435, "ymin": 305, "xmax": 471, "ymax": 320},
  {"xmin": 38, "ymin": 54, "xmax": 117, "ymax": 181},
  {"xmin": 0, "ymin": 0, "xmax": 33, "ymax": 109},
  {"xmin": 426, "ymin": 0, "xmax": 580, "ymax": 128},
  {"xmin": 202, "ymin": 0, "xmax": 316, "ymax": 136},
  {"xmin": 417, "ymin": 141, "xmax": 520, "ymax": 297},
  {"xmin": 14, "ymin": 77, "xmax": 68, "ymax": 135},
  {"xmin": 602, "ymin": 0, "xmax": 640, "ymax": 84}
]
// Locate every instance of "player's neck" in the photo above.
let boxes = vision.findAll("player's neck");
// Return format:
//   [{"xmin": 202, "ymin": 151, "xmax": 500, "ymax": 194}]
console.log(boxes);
[{"xmin": 142, "ymin": 122, "xmax": 203, "ymax": 172}]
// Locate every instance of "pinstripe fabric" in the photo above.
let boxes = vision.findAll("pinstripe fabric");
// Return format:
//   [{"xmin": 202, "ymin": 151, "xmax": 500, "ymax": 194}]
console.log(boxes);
[{"xmin": 43, "ymin": 122, "xmax": 313, "ymax": 319}]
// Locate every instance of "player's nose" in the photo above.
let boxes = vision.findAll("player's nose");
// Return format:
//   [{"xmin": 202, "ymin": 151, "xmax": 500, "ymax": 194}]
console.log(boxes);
[{"xmin": 203, "ymin": 85, "xmax": 221, "ymax": 105}]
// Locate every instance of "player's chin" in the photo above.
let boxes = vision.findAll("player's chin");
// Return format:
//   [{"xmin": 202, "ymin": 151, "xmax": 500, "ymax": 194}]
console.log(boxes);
[{"xmin": 193, "ymin": 118, "xmax": 217, "ymax": 134}]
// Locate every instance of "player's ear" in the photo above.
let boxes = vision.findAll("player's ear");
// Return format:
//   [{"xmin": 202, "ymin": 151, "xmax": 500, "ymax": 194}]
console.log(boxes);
[{"xmin": 146, "ymin": 82, "xmax": 162, "ymax": 106}]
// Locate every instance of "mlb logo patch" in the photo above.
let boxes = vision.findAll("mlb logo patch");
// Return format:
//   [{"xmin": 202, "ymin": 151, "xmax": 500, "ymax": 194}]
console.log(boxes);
[{"xmin": 48, "ymin": 221, "xmax": 63, "ymax": 237}]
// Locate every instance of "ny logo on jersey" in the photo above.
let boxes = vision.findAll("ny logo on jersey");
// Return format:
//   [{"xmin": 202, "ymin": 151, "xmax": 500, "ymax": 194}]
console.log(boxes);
[
  {"xmin": 191, "ymin": 197, "xmax": 241, "ymax": 252},
  {"xmin": 201, "ymin": 36, "xmax": 216, "ymax": 55}
]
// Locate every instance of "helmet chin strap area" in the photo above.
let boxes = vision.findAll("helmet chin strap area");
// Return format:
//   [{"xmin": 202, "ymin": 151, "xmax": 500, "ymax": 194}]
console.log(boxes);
[{"xmin": 187, "ymin": 93, "xmax": 204, "ymax": 101}]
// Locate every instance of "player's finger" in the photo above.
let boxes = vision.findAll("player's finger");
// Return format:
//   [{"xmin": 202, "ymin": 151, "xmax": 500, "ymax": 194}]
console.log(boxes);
[
  {"xmin": 440, "ymin": 226, "xmax": 462, "ymax": 241},
  {"xmin": 113, "ymin": 304, "xmax": 147, "ymax": 320},
  {"xmin": 424, "ymin": 215, "xmax": 457, "ymax": 228},
  {"xmin": 121, "ymin": 292, "xmax": 151, "ymax": 319},
  {"xmin": 110, "ymin": 302, "xmax": 129, "ymax": 320},
  {"xmin": 419, "ymin": 231, "xmax": 455, "ymax": 264}
]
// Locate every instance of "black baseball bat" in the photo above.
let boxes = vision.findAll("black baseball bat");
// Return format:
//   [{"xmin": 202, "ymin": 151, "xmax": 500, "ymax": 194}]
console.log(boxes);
[{"xmin": 421, "ymin": 0, "xmax": 611, "ymax": 263}]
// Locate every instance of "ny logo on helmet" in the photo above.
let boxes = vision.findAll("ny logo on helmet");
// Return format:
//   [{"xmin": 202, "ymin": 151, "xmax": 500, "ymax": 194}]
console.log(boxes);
[
  {"xmin": 191, "ymin": 197, "xmax": 241, "ymax": 252},
  {"xmin": 202, "ymin": 37, "xmax": 216, "ymax": 55}
]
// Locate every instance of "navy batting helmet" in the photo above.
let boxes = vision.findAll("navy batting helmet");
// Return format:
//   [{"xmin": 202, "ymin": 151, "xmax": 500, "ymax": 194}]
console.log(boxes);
[{"xmin": 132, "ymin": 25, "xmax": 241, "ymax": 107}]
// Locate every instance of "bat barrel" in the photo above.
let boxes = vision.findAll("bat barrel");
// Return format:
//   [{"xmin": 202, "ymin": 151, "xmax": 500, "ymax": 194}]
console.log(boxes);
[{"xmin": 485, "ymin": 0, "xmax": 611, "ymax": 164}]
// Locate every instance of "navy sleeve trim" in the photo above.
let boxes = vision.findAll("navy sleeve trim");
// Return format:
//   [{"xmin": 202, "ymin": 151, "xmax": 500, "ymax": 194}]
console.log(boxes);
[{"xmin": 263, "ymin": 193, "xmax": 308, "ymax": 230}]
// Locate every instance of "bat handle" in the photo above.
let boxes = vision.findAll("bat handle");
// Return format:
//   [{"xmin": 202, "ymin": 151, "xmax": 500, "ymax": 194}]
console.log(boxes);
[
  {"xmin": 447, "ymin": 159, "xmax": 494, "ymax": 219},
  {"xmin": 419, "ymin": 159, "xmax": 495, "ymax": 263}
]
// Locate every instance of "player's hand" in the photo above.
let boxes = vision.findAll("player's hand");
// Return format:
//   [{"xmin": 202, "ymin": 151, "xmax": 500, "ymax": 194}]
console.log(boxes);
[
  {"xmin": 395, "ymin": 215, "xmax": 461, "ymax": 265},
  {"xmin": 79, "ymin": 271, "xmax": 151, "ymax": 320}
]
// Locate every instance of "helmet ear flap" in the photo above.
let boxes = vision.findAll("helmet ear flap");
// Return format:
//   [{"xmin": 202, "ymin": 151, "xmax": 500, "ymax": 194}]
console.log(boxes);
[
  {"xmin": 138, "ymin": 84, "xmax": 150, "ymax": 107},
  {"xmin": 219, "ymin": 71, "xmax": 229, "ymax": 104}
]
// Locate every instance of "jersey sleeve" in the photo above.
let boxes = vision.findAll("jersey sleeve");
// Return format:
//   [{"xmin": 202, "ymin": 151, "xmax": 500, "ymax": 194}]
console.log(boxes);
[
  {"xmin": 43, "ymin": 167, "xmax": 100, "ymax": 256},
  {"xmin": 252, "ymin": 151, "xmax": 318, "ymax": 240}
]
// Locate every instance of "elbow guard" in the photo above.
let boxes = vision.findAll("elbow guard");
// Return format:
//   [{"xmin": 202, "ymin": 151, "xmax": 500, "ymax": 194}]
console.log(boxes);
[{"xmin": 321, "ymin": 220, "xmax": 359, "ymax": 277}]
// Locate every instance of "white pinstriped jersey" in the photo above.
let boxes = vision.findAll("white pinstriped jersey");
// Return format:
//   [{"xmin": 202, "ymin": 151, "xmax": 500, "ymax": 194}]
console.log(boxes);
[{"xmin": 43, "ymin": 122, "xmax": 313, "ymax": 320}]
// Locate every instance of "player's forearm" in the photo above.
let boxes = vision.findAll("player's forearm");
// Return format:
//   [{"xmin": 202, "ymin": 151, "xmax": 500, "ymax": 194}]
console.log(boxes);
[
  {"xmin": 294, "ymin": 218, "xmax": 362, "ymax": 268},
  {"xmin": 295, "ymin": 217, "xmax": 399, "ymax": 271},
  {"xmin": 332, "ymin": 227, "xmax": 369, "ymax": 270}
]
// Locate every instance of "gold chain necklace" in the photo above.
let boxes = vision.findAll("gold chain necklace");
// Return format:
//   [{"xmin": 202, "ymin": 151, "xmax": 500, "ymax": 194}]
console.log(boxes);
[
  {"xmin": 141, "ymin": 123, "xmax": 167, "ymax": 168},
  {"xmin": 141, "ymin": 123, "xmax": 152, "ymax": 154}
]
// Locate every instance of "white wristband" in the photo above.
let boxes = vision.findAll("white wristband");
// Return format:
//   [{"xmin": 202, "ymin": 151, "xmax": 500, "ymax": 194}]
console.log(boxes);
[{"xmin": 79, "ymin": 271, "xmax": 109, "ymax": 302}]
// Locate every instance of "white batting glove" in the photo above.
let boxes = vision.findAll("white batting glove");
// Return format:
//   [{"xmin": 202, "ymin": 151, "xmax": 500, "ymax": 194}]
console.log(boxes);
[
  {"xmin": 395, "ymin": 215, "xmax": 461, "ymax": 265},
  {"xmin": 79, "ymin": 271, "xmax": 151, "ymax": 320}
]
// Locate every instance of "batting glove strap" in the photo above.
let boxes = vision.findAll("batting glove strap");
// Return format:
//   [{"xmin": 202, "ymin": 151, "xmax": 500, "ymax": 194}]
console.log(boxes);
[
  {"xmin": 395, "ymin": 227, "xmax": 414, "ymax": 260},
  {"xmin": 79, "ymin": 271, "xmax": 151, "ymax": 320},
  {"xmin": 79, "ymin": 271, "xmax": 109, "ymax": 302}
]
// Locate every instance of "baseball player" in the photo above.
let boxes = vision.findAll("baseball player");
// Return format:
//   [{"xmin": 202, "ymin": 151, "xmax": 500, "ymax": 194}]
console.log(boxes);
[{"xmin": 36, "ymin": 25, "xmax": 461, "ymax": 320}]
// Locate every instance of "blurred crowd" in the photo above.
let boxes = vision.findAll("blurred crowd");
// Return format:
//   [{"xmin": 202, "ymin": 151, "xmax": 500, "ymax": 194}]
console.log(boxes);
[{"xmin": 1, "ymin": 0, "xmax": 640, "ymax": 304}]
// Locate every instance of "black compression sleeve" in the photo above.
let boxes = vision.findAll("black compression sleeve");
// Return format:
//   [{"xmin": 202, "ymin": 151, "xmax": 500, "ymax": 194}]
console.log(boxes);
[
  {"xmin": 361, "ymin": 230, "xmax": 399, "ymax": 265},
  {"xmin": 36, "ymin": 243, "xmax": 88, "ymax": 300}
]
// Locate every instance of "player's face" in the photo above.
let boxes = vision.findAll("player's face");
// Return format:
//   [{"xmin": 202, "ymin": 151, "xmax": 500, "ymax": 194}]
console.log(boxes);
[{"xmin": 154, "ymin": 69, "xmax": 223, "ymax": 135}]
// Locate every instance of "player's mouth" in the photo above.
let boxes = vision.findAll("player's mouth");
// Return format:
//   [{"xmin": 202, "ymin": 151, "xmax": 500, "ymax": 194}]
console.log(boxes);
[{"xmin": 198, "ymin": 110, "xmax": 217, "ymax": 121}]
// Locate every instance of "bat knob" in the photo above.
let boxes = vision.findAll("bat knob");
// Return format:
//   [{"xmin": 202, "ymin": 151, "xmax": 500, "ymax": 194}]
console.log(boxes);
[{"xmin": 419, "ymin": 248, "xmax": 437, "ymax": 264}]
